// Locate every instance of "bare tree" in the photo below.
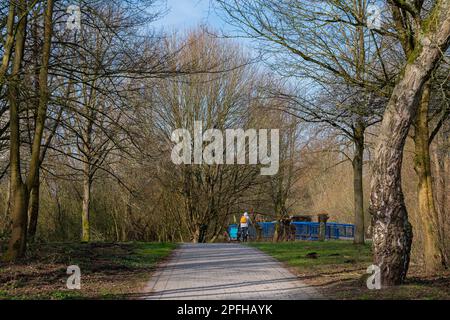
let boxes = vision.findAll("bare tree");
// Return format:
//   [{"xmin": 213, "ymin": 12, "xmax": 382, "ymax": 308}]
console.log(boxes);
[
  {"xmin": 215, "ymin": 0, "xmax": 450, "ymax": 285},
  {"xmin": 214, "ymin": 0, "xmax": 393, "ymax": 244},
  {"xmin": 4, "ymin": 0, "xmax": 54, "ymax": 261}
]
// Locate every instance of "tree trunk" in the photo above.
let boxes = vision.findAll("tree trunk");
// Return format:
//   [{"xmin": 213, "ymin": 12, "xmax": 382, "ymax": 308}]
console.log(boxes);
[
  {"xmin": 5, "ymin": 0, "xmax": 28, "ymax": 261},
  {"xmin": 369, "ymin": 18, "xmax": 450, "ymax": 286},
  {"xmin": 192, "ymin": 225, "xmax": 200, "ymax": 243},
  {"xmin": 2, "ymin": 181, "xmax": 11, "ymax": 234},
  {"xmin": 27, "ymin": 171, "xmax": 40, "ymax": 241},
  {"xmin": 5, "ymin": 182, "xmax": 28, "ymax": 261},
  {"xmin": 433, "ymin": 130, "xmax": 448, "ymax": 258},
  {"xmin": 352, "ymin": 125, "xmax": 365, "ymax": 244},
  {"xmin": 81, "ymin": 167, "xmax": 91, "ymax": 242},
  {"xmin": 25, "ymin": 0, "xmax": 54, "ymax": 190},
  {"xmin": 5, "ymin": 0, "xmax": 54, "ymax": 260},
  {"xmin": 414, "ymin": 82, "xmax": 447, "ymax": 273},
  {"xmin": 272, "ymin": 222, "xmax": 280, "ymax": 242},
  {"xmin": 272, "ymin": 204, "xmax": 283, "ymax": 242},
  {"xmin": 0, "ymin": 2, "xmax": 16, "ymax": 89}
]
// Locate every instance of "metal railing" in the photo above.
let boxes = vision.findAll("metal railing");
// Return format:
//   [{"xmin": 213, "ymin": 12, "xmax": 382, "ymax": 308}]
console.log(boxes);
[{"xmin": 255, "ymin": 221, "xmax": 355, "ymax": 241}]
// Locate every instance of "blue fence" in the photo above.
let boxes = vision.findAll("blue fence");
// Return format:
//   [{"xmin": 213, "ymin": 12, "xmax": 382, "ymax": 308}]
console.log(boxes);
[{"xmin": 255, "ymin": 222, "xmax": 354, "ymax": 241}]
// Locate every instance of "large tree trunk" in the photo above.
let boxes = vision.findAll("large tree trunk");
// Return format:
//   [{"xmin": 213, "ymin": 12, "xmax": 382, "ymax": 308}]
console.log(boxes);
[
  {"xmin": 369, "ymin": 14, "xmax": 450, "ymax": 286},
  {"xmin": 352, "ymin": 124, "xmax": 365, "ymax": 244},
  {"xmin": 6, "ymin": 181, "xmax": 28, "ymax": 261},
  {"xmin": 414, "ymin": 82, "xmax": 447, "ymax": 273}
]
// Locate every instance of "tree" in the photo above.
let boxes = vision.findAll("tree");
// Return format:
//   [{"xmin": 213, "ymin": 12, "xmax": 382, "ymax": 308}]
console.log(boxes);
[
  {"xmin": 1, "ymin": 0, "xmax": 165, "ymax": 256},
  {"xmin": 215, "ymin": 0, "xmax": 393, "ymax": 244},
  {"xmin": 274, "ymin": 82, "xmax": 385, "ymax": 243},
  {"xmin": 149, "ymin": 30, "xmax": 262, "ymax": 242},
  {"xmin": 42, "ymin": 0, "xmax": 167, "ymax": 242},
  {"xmin": 216, "ymin": 0, "xmax": 450, "ymax": 284},
  {"xmin": 370, "ymin": 0, "xmax": 450, "ymax": 285},
  {"xmin": 412, "ymin": 72, "xmax": 449, "ymax": 273},
  {"xmin": 4, "ymin": 0, "xmax": 54, "ymax": 261}
]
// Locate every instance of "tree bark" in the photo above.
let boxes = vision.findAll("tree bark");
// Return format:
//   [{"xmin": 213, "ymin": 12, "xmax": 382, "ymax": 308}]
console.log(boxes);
[
  {"xmin": 352, "ymin": 124, "xmax": 365, "ymax": 244},
  {"xmin": 272, "ymin": 222, "xmax": 280, "ymax": 242},
  {"xmin": 369, "ymin": 12, "xmax": 450, "ymax": 286},
  {"xmin": 414, "ymin": 81, "xmax": 447, "ymax": 273},
  {"xmin": 25, "ymin": 0, "xmax": 54, "ymax": 190},
  {"xmin": 192, "ymin": 224, "xmax": 201, "ymax": 243},
  {"xmin": 4, "ymin": 0, "xmax": 28, "ymax": 261},
  {"xmin": 0, "ymin": 2, "xmax": 16, "ymax": 89},
  {"xmin": 5, "ymin": 0, "xmax": 54, "ymax": 261},
  {"xmin": 6, "ymin": 182, "xmax": 29, "ymax": 261},
  {"xmin": 81, "ymin": 163, "xmax": 91, "ymax": 242},
  {"xmin": 27, "ymin": 171, "xmax": 40, "ymax": 241},
  {"xmin": 272, "ymin": 203, "xmax": 284, "ymax": 242},
  {"xmin": 433, "ymin": 130, "xmax": 448, "ymax": 258}
]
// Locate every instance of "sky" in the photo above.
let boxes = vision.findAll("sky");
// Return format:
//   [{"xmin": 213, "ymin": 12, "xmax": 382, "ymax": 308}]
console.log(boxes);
[
  {"xmin": 153, "ymin": 0, "xmax": 227, "ymax": 32},
  {"xmin": 151, "ymin": 0, "xmax": 257, "ymax": 58}
]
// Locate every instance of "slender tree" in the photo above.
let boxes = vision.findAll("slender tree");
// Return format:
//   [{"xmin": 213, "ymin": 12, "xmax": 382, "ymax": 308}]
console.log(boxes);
[{"xmin": 5, "ymin": 0, "xmax": 54, "ymax": 260}]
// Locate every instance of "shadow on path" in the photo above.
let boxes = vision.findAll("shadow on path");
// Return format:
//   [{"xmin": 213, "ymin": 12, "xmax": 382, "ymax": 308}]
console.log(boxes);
[{"xmin": 143, "ymin": 243, "xmax": 323, "ymax": 300}]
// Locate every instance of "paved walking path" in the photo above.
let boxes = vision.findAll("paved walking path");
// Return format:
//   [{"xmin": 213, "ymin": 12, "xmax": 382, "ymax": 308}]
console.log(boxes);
[{"xmin": 143, "ymin": 243, "xmax": 322, "ymax": 300}]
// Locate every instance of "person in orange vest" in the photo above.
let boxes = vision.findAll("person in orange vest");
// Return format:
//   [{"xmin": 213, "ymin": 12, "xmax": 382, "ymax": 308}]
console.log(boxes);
[{"xmin": 239, "ymin": 212, "xmax": 252, "ymax": 242}]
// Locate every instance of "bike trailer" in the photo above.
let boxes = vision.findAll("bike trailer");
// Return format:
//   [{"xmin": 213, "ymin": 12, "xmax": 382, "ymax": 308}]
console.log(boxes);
[{"xmin": 228, "ymin": 224, "xmax": 239, "ymax": 241}]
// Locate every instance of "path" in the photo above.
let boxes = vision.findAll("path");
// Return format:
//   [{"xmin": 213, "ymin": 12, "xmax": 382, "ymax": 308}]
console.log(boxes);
[{"xmin": 144, "ymin": 243, "xmax": 322, "ymax": 300}]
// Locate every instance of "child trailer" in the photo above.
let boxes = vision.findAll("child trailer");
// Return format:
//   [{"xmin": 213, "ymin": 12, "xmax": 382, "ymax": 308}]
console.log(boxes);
[{"xmin": 228, "ymin": 224, "xmax": 240, "ymax": 242}]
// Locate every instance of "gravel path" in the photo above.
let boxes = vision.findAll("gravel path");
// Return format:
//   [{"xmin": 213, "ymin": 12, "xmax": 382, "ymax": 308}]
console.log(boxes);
[{"xmin": 144, "ymin": 243, "xmax": 322, "ymax": 300}]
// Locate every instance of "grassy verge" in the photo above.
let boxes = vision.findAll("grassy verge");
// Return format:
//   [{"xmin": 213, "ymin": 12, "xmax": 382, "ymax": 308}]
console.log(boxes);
[
  {"xmin": 249, "ymin": 241, "xmax": 450, "ymax": 300},
  {"xmin": 0, "ymin": 242, "xmax": 176, "ymax": 300}
]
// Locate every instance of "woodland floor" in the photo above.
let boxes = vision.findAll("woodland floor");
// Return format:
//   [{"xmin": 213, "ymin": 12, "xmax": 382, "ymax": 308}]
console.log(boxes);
[
  {"xmin": 0, "ymin": 242, "xmax": 176, "ymax": 299},
  {"xmin": 250, "ymin": 241, "xmax": 450, "ymax": 299}
]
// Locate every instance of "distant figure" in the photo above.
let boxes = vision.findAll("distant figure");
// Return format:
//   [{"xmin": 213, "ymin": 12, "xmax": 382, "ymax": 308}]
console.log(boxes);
[{"xmin": 239, "ymin": 212, "xmax": 252, "ymax": 242}]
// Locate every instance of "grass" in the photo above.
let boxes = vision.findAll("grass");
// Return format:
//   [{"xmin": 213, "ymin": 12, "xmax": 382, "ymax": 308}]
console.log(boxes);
[
  {"xmin": 0, "ymin": 242, "xmax": 176, "ymax": 300},
  {"xmin": 250, "ymin": 240, "xmax": 371, "ymax": 271},
  {"xmin": 249, "ymin": 241, "xmax": 450, "ymax": 300}
]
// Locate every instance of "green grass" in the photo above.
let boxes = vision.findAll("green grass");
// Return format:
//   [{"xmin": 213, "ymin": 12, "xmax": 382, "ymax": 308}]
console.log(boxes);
[{"xmin": 249, "ymin": 240, "xmax": 372, "ymax": 273}]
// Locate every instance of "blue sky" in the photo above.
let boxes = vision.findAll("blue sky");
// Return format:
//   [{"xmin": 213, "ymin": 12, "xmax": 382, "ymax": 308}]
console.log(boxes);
[
  {"xmin": 153, "ymin": 0, "xmax": 226, "ymax": 32},
  {"xmin": 151, "ymin": 0, "xmax": 256, "ymax": 56}
]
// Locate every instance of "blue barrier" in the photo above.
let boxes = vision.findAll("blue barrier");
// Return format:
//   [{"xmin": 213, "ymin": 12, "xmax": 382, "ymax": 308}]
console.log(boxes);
[
  {"xmin": 259, "ymin": 222, "xmax": 276, "ymax": 239},
  {"xmin": 252, "ymin": 221, "xmax": 354, "ymax": 241}
]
